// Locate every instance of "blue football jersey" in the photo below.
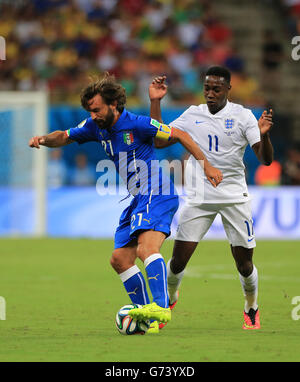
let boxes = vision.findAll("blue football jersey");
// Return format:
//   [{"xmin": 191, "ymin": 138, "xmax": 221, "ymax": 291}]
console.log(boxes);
[{"xmin": 66, "ymin": 109, "xmax": 176, "ymax": 196}]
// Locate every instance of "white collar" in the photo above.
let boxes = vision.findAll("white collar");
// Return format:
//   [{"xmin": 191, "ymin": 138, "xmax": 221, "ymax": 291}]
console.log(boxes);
[{"xmin": 203, "ymin": 100, "xmax": 231, "ymax": 118}]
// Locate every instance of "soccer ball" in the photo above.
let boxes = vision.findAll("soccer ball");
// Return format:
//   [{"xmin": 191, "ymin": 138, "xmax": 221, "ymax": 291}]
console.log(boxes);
[{"xmin": 115, "ymin": 304, "xmax": 150, "ymax": 335}]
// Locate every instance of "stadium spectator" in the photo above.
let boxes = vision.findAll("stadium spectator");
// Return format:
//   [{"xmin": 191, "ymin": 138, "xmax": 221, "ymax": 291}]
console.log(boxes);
[
  {"xmin": 70, "ymin": 152, "xmax": 95, "ymax": 186},
  {"xmin": 224, "ymin": 47, "xmax": 245, "ymax": 73},
  {"xmin": 204, "ymin": 16, "xmax": 232, "ymax": 44},
  {"xmin": 47, "ymin": 148, "xmax": 68, "ymax": 188},
  {"xmin": 229, "ymin": 68, "xmax": 265, "ymax": 107},
  {"xmin": 282, "ymin": 145, "xmax": 300, "ymax": 185},
  {"xmin": 254, "ymin": 160, "xmax": 282, "ymax": 186},
  {"xmin": 261, "ymin": 29, "xmax": 284, "ymax": 102},
  {"xmin": 277, "ymin": 0, "xmax": 300, "ymax": 35}
]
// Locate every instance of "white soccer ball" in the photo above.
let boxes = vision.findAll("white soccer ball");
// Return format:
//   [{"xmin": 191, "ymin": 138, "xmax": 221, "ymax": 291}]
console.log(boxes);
[{"xmin": 115, "ymin": 304, "xmax": 150, "ymax": 335}]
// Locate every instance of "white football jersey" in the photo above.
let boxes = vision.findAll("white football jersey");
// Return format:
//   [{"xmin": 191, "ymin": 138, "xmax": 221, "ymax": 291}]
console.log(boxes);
[{"xmin": 170, "ymin": 101, "xmax": 261, "ymax": 204}]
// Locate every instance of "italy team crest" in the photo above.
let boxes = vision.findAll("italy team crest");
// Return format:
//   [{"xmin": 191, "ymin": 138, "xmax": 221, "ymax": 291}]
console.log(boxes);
[
  {"xmin": 123, "ymin": 131, "xmax": 134, "ymax": 145},
  {"xmin": 224, "ymin": 118, "xmax": 235, "ymax": 129}
]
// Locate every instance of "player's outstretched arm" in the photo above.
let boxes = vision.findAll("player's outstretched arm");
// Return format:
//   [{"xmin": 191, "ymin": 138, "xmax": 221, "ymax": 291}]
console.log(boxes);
[
  {"xmin": 171, "ymin": 128, "xmax": 223, "ymax": 188},
  {"xmin": 149, "ymin": 76, "xmax": 174, "ymax": 149},
  {"xmin": 252, "ymin": 109, "xmax": 274, "ymax": 166},
  {"xmin": 28, "ymin": 130, "xmax": 74, "ymax": 149},
  {"xmin": 154, "ymin": 134, "xmax": 178, "ymax": 148},
  {"xmin": 149, "ymin": 75, "xmax": 167, "ymax": 122},
  {"xmin": 148, "ymin": 75, "xmax": 223, "ymax": 186}
]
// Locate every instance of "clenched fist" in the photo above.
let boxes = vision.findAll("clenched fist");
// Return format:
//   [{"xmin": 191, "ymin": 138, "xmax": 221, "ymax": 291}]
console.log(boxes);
[{"xmin": 28, "ymin": 136, "xmax": 46, "ymax": 149}]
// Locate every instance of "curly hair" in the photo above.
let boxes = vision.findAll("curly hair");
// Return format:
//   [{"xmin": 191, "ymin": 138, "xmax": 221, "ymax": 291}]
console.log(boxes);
[{"xmin": 80, "ymin": 72, "xmax": 126, "ymax": 112}]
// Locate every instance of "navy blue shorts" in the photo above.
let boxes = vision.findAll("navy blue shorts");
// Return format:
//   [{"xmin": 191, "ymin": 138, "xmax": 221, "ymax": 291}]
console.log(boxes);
[{"xmin": 114, "ymin": 193, "xmax": 179, "ymax": 249}]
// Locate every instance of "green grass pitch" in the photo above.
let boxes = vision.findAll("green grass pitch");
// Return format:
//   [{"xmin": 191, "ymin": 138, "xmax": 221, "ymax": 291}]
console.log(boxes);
[{"xmin": 0, "ymin": 238, "xmax": 299, "ymax": 362}]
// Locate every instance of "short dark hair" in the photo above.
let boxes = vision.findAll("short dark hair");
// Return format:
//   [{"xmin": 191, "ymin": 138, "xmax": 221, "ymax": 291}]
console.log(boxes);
[
  {"xmin": 80, "ymin": 72, "xmax": 126, "ymax": 112},
  {"xmin": 205, "ymin": 66, "xmax": 231, "ymax": 84}
]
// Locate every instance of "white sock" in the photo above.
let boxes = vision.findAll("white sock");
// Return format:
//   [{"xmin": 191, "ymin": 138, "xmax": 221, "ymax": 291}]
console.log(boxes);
[
  {"xmin": 239, "ymin": 265, "xmax": 258, "ymax": 313},
  {"xmin": 167, "ymin": 259, "xmax": 184, "ymax": 304}
]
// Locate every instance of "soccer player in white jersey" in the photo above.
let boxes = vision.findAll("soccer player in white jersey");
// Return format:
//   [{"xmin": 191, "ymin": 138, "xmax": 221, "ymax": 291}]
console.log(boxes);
[{"xmin": 149, "ymin": 66, "xmax": 274, "ymax": 330}]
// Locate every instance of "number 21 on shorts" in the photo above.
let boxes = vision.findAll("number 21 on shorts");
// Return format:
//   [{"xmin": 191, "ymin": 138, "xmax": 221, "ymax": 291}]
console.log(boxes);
[{"xmin": 131, "ymin": 213, "xmax": 143, "ymax": 230}]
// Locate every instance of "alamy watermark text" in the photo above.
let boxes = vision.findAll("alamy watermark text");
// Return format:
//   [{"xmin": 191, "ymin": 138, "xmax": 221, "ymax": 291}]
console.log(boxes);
[
  {"xmin": 0, "ymin": 296, "xmax": 6, "ymax": 320},
  {"xmin": 291, "ymin": 36, "xmax": 300, "ymax": 61},
  {"xmin": 0, "ymin": 36, "xmax": 5, "ymax": 61}
]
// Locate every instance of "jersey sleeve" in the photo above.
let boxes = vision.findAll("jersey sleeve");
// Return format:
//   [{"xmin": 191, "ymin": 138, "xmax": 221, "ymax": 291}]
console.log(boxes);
[
  {"xmin": 169, "ymin": 106, "xmax": 196, "ymax": 131},
  {"xmin": 65, "ymin": 117, "xmax": 98, "ymax": 144},
  {"xmin": 135, "ymin": 115, "xmax": 173, "ymax": 141},
  {"xmin": 244, "ymin": 110, "xmax": 261, "ymax": 147}
]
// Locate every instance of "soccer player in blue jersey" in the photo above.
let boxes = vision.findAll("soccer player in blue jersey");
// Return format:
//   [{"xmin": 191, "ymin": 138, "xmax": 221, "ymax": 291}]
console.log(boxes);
[{"xmin": 29, "ymin": 73, "xmax": 223, "ymax": 327}]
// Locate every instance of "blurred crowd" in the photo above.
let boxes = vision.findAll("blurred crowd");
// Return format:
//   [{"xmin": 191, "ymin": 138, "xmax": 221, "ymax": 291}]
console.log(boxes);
[
  {"xmin": 280, "ymin": 0, "xmax": 300, "ymax": 36},
  {"xmin": 0, "ymin": 0, "xmax": 265, "ymax": 107},
  {"xmin": 48, "ymin": 149, "xmax": 96, "ymax": 187},
  {"xmin": 1, "ymin": 0, "xmax": 299, "ymax": 187}
]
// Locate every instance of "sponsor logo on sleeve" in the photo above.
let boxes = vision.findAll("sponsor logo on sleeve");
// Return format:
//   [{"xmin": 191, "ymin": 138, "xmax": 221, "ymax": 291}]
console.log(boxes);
[
  {"xmin": 77, "ymin": 119, "xmax": 87, "ymax": 128},
  {"xmin": 150, "ymin": 119, "xmax": 161, "ymax": 128}
]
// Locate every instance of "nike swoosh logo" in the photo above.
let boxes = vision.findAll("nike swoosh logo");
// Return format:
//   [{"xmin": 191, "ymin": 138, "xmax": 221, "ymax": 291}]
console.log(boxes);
[
  {"xmin": 248, "ymin": 237, "xmax": 254, "ymax": 242},
  {"xmin": 195, "ymin": 121, "xmax": 205, "ymax": 124}
]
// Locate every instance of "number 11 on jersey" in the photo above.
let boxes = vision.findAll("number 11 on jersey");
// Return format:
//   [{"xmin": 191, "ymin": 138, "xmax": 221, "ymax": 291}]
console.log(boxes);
[{"xmin": 208, "ymin": 134, "xmax": 219, "ymax": 152}]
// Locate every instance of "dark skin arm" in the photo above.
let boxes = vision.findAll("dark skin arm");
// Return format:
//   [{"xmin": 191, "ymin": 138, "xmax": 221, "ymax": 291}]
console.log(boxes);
[
  {"xmin": 154, "ymin": 136, "xmax": 177, "ymax": 148},
  {"xmin": 149, "ymin": 76, "xmax": 175, "ymax": 149},
  {"xmin": 149, "ymin": 76, "xmax": 223, "ymax": 187},
  {"xmin": 252, "ymin": 110, "xmax": 274, "ymax": 166}
]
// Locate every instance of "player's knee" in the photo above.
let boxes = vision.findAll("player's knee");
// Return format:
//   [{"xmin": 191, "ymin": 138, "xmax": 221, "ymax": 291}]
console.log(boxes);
[
  {"xmin": 237, "ymin": 261, "xmax": 253, "ymax": 277},
  {"xmin": 136, "ymin": 245, "xmax": 146, "ymax": 261},
  {"xmin": 110, "ymin": 251, "xmax": 124, "ymax": 273},
  {"xmin": 170, "ymin": 256, "xmax": 186, "ymax": 274},
  {"xmin": 136, "ymin": 244, "xmax": 159, "ymax": 262},
  {"xmin": 109, "ymin": 253, "xmax": 118, "ymax": 272},
  {"xmin": 110, "ymin": 249, "xmax": 136, "ymax": 274}
]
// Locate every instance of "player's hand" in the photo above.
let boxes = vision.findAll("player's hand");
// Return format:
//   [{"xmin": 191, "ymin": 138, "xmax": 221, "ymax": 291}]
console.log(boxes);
[
  {"xmin": 149, "ymin": 75, "xmax": 168, "ymax": 101},
  {"xmin": 204, "ymin": 164, "xmax": 223, "ymax": 187},
  {"xmin": 258, "ymin": 109, "xmax": 273, "ymax": 135},
  {"xmin": 28, "ymin": 136, "xmax": 46, "ymax": 149}
]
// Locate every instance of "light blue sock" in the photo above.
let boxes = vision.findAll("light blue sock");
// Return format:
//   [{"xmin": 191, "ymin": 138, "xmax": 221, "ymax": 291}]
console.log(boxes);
[
  {"xmin": 119, "ymin": 265, "xmax": 150, "ymax": 305},
  {"xmin": 144, "ymin": 254, "xmax": 169, "ymax": 308}
]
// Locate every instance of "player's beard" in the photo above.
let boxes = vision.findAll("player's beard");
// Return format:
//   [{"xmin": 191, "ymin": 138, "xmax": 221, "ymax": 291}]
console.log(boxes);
[{"xmin": 94, "ymin": 107, "xmax": 115, "ymax": 132}]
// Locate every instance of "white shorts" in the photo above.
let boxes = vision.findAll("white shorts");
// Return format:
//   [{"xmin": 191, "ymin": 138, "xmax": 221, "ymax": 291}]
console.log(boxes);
[{"xmin": 175, "ymin": 201, "xmax": 256, "ymax": 248}]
